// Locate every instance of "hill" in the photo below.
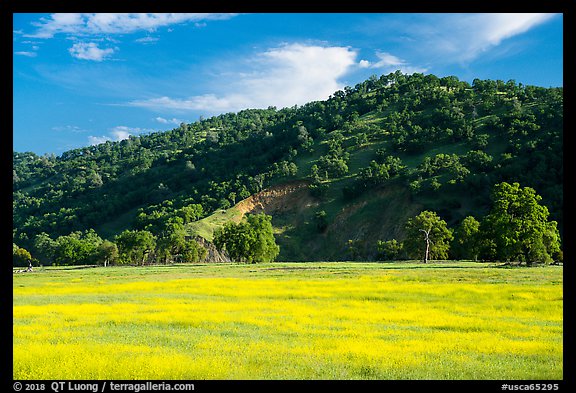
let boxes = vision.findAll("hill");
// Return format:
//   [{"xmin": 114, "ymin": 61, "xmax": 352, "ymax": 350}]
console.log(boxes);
[{"xmin": 13, "ymin": 71, "xmax": 563, "ymax": 261}]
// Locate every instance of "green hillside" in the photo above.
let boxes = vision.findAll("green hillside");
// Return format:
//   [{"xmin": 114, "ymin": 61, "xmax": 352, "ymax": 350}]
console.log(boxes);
[{"xmin": 13, "ymin": 72, "xmax": 563, "ymax": 262}]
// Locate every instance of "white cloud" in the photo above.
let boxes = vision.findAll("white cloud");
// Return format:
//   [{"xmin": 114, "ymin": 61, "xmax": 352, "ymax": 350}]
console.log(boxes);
[
  {"xmin": 28, "ymin": 13, "xmax": 239, "ymax": 38},
  {"xmin": 126, "ymin": 43, "xmax": 358, "ymax": 113},
  {"xmin": 69, "ymin": 42, "xmax": 115, "ymax": 61},
  {"xmin": 358, "ymin": 59, "xmax": 371, "ymax": 68},
  {"xmin": 254, "ymin": 43, "xmax": 356, "ymax": 100},
  {"xmin": 131, "ymin": 94, "xmax": 244, "ymax": 112},
  {"xmin": 135, "ymin": 36, "xmax": 159, "ymax": 44},
  {"xmin": 52, "ymin": 125, "xmax": 88, "ymax": 133},
  {"xmin": 469, "ymin": 14, "xmax": 556, "ymax": 54},
  {"xmin": 88, "ymin": 125, "xmax": 153, "ymax": 146},
  {"xmin": 88, "ymin": 135, "xmax": 111, "ymax": 145},
  {"xmin": 109, "ymin": 126, "xmax": 132, "ymax": 141},
  {"xmin": 372, "ymin": 52, "xmax": 405, "ymax": 68},
  {"xmin": 24, "ymin": 13, "xmax": 239, "ymax": 62},
  {"xmin": 111, "ymin": 125, "xmax": 153, "ymax": 139},
  {"xmin": 355, "ymin": 14, "xmax": 555, "ymax": 75},
  {"xmin": 419, "ymin": 13, "xmax": 558, "ymax": 63},
  {"xmin": 155, "ymin": 117, "xmax": 185, "ymax": 125},
  {"xmin": 15, "ymin": 51, "xmax": 37, "ymax": 57},
  {"xmin": 28, "ymin": 13, "xmax": 84, "ymax": 38},
  {"xmin": 362, "ymin": 51, "xmax": 428, "ymax": 75}
]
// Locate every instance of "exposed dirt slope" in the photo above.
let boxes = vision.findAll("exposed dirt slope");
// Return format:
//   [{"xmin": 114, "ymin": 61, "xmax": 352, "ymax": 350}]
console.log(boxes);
[{"xmin": 234, "ymin": 180, "xmax": 315, "ymax": 219}]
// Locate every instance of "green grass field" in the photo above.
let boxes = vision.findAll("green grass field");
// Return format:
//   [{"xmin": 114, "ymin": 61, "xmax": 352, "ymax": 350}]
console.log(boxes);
[{"xmin": 13, "ymin": 262, "xmax": 563, "ymax": 380}]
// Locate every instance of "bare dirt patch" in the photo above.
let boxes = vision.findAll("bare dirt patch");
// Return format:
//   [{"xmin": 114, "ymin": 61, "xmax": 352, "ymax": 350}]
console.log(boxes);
[{"xmin": 234, "ymin": 180, "xmax": 314, "ymax": 218}]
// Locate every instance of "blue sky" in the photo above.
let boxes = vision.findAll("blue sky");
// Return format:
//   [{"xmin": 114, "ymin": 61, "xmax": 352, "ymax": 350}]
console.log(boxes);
[{"xmin": 13, "ymin": 13, "xmax": 563, "ymax": 155}]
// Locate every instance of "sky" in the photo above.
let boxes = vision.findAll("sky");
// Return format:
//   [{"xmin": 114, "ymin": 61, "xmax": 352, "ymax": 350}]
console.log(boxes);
[{"xmin": 12, "ymin": 13, "xmax": 563, "ymax": 156}]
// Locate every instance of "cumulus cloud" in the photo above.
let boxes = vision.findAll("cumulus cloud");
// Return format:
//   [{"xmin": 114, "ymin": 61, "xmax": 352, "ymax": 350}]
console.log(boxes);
[
  {"xmin": 109, "ymin": 126, "xmax": 133, "ymax": 141},
  {"xmin": 27, "ymin": 13, "xmax": 239, "ymax": 38},
  {"xmin": 248, "ymin": 43, "xmax": 357, "ymax": 106},
  {"xmin": 358, "ymin": 59, "xmax": 371, "ymax": 68},
  {"xmin": 127, "ymin": 43, "xmax": 358, "ymax": 114},
  {"xmin": 23, "ymin": 13, "xmax": 238, "ymax": 61},
  {"xmin": 69, "ymin": 42, "xmax": 115, "ymax": 61}
]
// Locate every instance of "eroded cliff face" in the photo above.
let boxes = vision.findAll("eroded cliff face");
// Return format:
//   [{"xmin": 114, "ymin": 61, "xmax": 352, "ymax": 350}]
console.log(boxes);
[
  {"xmin": 233, "ymin": 180, "xmax": 314, "ymax": 219},
  {"xmin": 194, "ymin": 236, "xmax": 231, "ymax": 263}
]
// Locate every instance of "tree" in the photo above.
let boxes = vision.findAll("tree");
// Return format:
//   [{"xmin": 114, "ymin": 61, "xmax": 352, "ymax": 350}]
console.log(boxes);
[
  {"xmin": 214, "ymin": 220, "xmax": 253, "ymax": 263},
  {"xmin": 179, "ymin": 239, "xmax": 207, "ymax": 263},
  {"xmin": 53, "ymin": 234, "xmax": 84, "ymax": 265},
  {"xmin": 51, "ymin": 229, "xmax": 103, "ymax": 265},
  {"xmin": 245, "ymin": 214, "xmax": 280, "ymax": 262},
  {"xmin": 13, "ymin": 244, "xmax": 34, "ymax": 267},
  {"xmin": 157, "ymin": 222, "xmax": 207, "ymax": 263},
  {"xmin": 33, "ymin": 232, "xmax": 57, "ymax": 265},
  {"xmin": 346, "ymin": 239, "xmax": 362, "ymax": 260},
  {"xmin": 96, "ymin": 240, "xmax": 118, "ymax": 267},
  {"xmin": 404, "ymin": 211, "xmax": 453, "ymax": 262},
  {"xmin": 317, "ymin": 154, "xmax": 349, "ymax": 179},
  {"xmin": 176, "ymin": 204, "xmax": 204, "ymax": 224},
  {"xmin": 213, "ymin": 213, "xmax": 279, "ymax": 263},
  {"xmin": 358, "ymin": 160, "xmax": 390, "ymax": 185},
  {"xmin": 115, "ymin": 230, "xmax": 156, "ymax": 265},
  {"xmin": 452, "ymin": 216, "xmax": 481, "ymax": 260},
  {"xmin": 480, "ymin": 182, "xmax": 561, "ymax": 264},
  {"xmin": 156, "ymin": 222, "xmax": 187, "ymax": 263},
  {"xmin": 376, "ymin": 239, "xmax": 403, "ymax": 261},
  {"xmin": 462, "ymin": 150, "xmax": 493, "ymax": 172},
  {"xmin": 296, "ymin": 124, "xmax": 313, "ymax": 150},
  {"xmin": 86, "ymin": 170, "xmax": 103, "ymax": 188}
]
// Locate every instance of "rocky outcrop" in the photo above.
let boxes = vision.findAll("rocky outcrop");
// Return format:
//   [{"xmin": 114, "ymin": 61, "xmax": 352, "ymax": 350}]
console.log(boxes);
[{"xmin": 193, "ymin": 236, "xmax": 231, "ymax": 263}]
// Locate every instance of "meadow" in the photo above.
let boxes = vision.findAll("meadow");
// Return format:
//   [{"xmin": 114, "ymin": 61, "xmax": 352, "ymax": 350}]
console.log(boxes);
[{"xmin": 12, "ymin": 262, "xmax": 563, "ymax": 380}]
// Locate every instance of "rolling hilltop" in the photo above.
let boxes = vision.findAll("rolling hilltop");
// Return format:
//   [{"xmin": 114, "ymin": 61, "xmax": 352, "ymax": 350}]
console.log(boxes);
[{"xmin": 13, "ymin": 72, "xmax": 563, "ymax": 261}]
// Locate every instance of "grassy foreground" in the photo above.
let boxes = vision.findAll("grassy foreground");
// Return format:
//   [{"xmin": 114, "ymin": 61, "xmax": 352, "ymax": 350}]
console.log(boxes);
[{"xmin": 13, "ymin": 262, "xmax": 562, "ymax": 380}]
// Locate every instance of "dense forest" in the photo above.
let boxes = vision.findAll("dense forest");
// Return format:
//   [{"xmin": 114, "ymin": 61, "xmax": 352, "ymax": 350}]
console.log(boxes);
[{"xmin": 13, "ymin": 71, "xmax": 563, "ymax": 263}]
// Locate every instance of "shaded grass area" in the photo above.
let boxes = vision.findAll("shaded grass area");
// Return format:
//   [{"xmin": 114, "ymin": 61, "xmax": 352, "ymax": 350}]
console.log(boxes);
[
  {"xmin": 187, "ymin": 207, "xmax": 243, "ymax": 241},
  {"xmin": 13, "ymin": 262, "xmax": 563, "ymax": 380}
]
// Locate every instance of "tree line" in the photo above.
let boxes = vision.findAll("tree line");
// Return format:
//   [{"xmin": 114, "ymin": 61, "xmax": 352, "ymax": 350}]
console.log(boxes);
[
  {"xmin": 371, "ymin": 182, "xmax": 561, "ymax": 265},
  {"xmin": 13, "ymin": 212, "xmax": 280, "ymax": 267},
  {"xmin": 14, "ymin": 182, "xmax": 561, "ymax": 267},
  {"xmin": 13, "ymin": 221, "xmax": 207, "ymax": 267}
]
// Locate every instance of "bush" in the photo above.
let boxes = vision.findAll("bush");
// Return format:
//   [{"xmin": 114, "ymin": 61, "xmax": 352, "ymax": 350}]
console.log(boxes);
[{"xmin": 377, "ymin": 239, "xmax": 404, "ymax": 261}]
